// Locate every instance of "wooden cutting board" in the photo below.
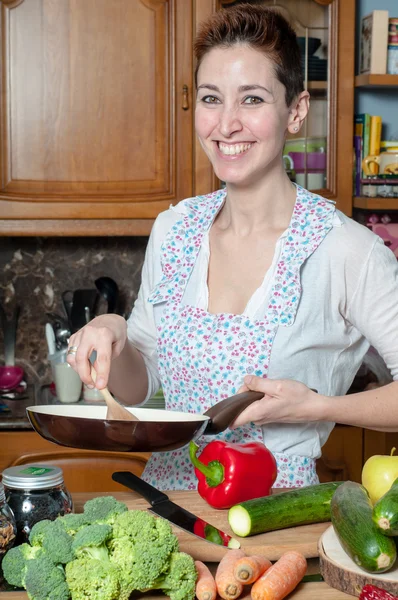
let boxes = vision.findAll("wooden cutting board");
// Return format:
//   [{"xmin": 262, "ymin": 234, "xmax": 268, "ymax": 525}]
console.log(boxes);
[
  {"xmin": 73, "ymin": 490, "xmax": 331, "ymax": 563},
  {"xmin": 319, "ymin": 525, "xmax": 398, "ymax": 597},
  {"xmin": 0, "ymin": 583, "xmax": 353, "ymax": 600}
]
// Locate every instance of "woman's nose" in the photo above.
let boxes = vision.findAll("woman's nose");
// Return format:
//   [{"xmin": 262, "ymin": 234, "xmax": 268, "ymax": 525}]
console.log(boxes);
[{"xmin": 218, "ymin": 107, "xmax": 243, "ymax": 138}]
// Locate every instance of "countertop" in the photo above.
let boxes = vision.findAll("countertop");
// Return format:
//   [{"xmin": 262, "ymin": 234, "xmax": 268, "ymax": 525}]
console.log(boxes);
[{"xmin": 0, "ymin": 491, "xmax": 352, "ymax": 599}]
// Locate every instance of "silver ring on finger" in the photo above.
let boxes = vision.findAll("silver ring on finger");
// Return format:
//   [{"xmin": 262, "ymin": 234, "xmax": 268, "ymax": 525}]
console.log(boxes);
[{"xmin": 67, "ymin": 345, "xmax": 78, "ymax": 356}]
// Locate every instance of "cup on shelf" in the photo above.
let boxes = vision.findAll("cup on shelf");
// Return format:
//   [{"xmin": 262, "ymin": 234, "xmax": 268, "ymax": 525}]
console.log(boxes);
[
  {"xmin": 48, "ymin": 349, "xmax": 82, "ymax": 404},
  {"xmin": 362, "ymin": 152, "xmax": 398, "ymax": 176}
]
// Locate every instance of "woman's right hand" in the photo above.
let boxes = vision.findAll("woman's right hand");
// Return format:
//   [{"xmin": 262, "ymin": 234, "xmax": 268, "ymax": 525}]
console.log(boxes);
[{"xmin": 66, "ymin": 314, "xmax": 127, "ymax": 389}]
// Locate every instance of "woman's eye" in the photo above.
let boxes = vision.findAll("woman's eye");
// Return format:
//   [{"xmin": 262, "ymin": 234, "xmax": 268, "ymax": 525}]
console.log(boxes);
[
  {"xmin": 243, "ymin": 96, "xmax": 263, "ymax": 105},
  {"xmin": 201, "ymin": 95, "xmax": 220, "ymax": 104}
]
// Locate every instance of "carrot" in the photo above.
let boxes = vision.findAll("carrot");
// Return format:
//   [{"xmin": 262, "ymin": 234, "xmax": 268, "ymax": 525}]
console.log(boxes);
[
  {"xmin": 233, "ymin": 554, "xmax": 272, "ymax": 584},
  {"xmin": 251, "ymin": 550, "xmax": 307, "ymax": 600},
  {"xmin": 215, "ymin": 548, "xmax": 246, "ymax": 600},
  {"xmin": 195, "ymin": 561, "xmax": 217, "ymax": 600}
]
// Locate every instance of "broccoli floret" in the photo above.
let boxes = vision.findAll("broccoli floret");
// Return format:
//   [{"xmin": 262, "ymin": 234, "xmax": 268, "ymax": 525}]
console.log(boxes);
[
  {"xmin": 29, "ymin": 519, "xmax": 74, "ymax": 565},
  {"xmin": 71, "ymin": 523, "xmax": 112, "ymax": 562},
  {"xmin": 82, "ymin": 496, "xmax": 128, "ymax": 525},
  {"xmin": 149, "ymin": 551, "xmax": 197, "ymax": 600},
  {"xmin": 29, "ymin": 519, "xmax": 53, "ymax": 546},
  {"xmin": 56, "ymin": 513, "xmax": 90, "ymax": 537},
  {"xmin": 65, "ymin": 557, "xmax": 119, "ymax": 600},
  {"xmin": 109, "ymin": 510, "xmax": 179, "ymax": 593},
  {"xmin": 107, "ymin": 537, "xmax": 139, "ymax": 600},
  {"xmin": 1, "ymin": 543, "xmax": 42, "ymax": 588},
  {"xmin": 24, "ymin": 555, "xmax": 70, "ymax": 600}
]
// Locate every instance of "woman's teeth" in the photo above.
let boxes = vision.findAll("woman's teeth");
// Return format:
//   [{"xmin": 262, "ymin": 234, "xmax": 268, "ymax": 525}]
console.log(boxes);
[{"xmin": 218, "ymin": 142, "xmax": 253, "ymax": 156}]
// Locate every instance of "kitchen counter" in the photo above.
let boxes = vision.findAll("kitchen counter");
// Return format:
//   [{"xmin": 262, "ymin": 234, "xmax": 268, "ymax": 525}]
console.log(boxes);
[
  {"xmin": 0, "ymin": 583, "xmax": 352, "ymax": 599},
  {"xmin": 0, "ymin": 386, "xmax": 35, "ymax": 430},
  {"xmin": 1, "ymin": 491, "xmax": 352, "ymax": 599}
]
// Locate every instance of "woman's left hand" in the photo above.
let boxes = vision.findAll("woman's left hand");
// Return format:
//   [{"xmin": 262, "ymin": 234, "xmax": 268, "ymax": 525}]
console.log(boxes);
[{"xmin": 230, "ymin": 376, "xmax": 324, "ymax": 428}]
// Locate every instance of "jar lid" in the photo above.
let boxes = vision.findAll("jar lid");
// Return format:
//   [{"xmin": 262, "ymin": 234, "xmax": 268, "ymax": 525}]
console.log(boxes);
[
  {"xmin": 0, "ymin": 482, "xmax": 5, "ymax": 502},
  {"xmin": 2, "ymin": 465, "xmax": 64, "ymax": 490}
]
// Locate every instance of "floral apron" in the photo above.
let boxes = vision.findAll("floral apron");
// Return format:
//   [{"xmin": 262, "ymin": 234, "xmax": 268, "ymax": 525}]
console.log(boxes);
[{"xmin": 142, "ymin": 186, "xmax": 336, "ymax": 490}]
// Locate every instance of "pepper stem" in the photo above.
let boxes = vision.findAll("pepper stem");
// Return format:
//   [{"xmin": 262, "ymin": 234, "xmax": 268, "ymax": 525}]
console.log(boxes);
[{"xmin": 189, "ymin": 442, "xmax": 225, "ymax": 487}]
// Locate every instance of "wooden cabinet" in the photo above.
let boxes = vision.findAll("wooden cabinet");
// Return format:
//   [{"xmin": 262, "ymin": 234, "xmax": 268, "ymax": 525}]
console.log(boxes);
[
  {"xmin": 0, "ymin": 0, "xmax": 194, "ymax": 236},
  {"xmin": 0, "ymin": 0, "xmax": 355, "ymax": 235},
  {"xmin": 317, "ymin": 425, "xmax": 398, "ymax": 484}
]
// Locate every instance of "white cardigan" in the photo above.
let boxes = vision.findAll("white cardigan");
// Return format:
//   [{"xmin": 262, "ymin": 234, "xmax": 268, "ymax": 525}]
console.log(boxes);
[{"xmin": 127, "ymin": 196, "xmax": 398, "ymax": 460}]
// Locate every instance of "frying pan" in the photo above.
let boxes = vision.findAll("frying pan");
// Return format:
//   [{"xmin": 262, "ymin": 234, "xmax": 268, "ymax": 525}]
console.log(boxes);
[{"xmin": 26, "ymin": 390, "xmax": 264, "ymax": 453}]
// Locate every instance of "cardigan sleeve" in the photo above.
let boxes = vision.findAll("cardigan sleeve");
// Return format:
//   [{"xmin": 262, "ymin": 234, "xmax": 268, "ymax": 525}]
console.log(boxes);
[{"xmin": 347, "ymin": 237, "xmax": 398, "ymax": 381}]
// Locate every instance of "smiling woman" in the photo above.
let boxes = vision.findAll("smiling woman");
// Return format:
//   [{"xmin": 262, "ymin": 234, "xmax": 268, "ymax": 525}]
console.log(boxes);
[
  {"xmin": 194, "ymin": 43, "xmax": 309, "ymax": 189},
  {"xmin": 65, "ymin": 4, "xmax": 398, "ymax": 493}
]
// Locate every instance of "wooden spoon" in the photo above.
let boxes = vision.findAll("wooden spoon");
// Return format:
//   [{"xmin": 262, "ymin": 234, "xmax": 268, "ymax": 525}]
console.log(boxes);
[{"xmin": 91, "ymin": 366, "xmax": 139, "ymax": 422}]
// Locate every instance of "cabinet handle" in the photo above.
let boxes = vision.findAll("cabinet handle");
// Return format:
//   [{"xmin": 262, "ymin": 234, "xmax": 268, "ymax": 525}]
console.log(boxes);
[{"xmin": 182, "ymin": 85, "xmax": 189, "ymax": 111}]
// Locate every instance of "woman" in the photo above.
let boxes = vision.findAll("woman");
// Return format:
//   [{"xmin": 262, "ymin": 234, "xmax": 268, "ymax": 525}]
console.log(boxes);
[{"xmin": 67, "ymin": 5, "xmax": 398, "ymax": 489}]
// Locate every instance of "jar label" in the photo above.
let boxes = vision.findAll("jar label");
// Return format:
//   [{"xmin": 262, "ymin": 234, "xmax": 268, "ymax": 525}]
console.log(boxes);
[{"xmin": 19, "ymin": 466, "xmax": 54, "ymax": 476}]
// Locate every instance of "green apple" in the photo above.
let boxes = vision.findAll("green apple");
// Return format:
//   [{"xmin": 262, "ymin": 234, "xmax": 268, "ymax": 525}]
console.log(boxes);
[{"xmin": 362, "ymin": 447, "xmax": 398, "ymax": 504}]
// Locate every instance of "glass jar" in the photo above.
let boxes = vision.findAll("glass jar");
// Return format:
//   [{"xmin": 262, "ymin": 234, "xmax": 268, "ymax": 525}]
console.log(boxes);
[
  {"xmin": 2, "ymin": 464, "xmax": 73, "ymax": 545},
  {"xmin": 0, "ymin": 482, "xmax": 16, "ymax": 558}
]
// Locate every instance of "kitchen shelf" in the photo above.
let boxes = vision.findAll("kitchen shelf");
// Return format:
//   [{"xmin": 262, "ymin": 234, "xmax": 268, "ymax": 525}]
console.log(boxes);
[
  {"xmin": 307, "ymin": 81, "xmax": 328, "ymax": 90},
  {"xmin": 355, "ymin": 74, "xmax": 398, "ymax": 88},
  {"xmin": 353, "ymin": 197, "xmax": 398, "ymax": 210}
]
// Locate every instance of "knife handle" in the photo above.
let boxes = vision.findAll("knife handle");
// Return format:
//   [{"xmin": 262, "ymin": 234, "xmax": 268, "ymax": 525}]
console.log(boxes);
[{"xmin": 112, "ymin": 471, "xmax": 169, "ymax": 506}]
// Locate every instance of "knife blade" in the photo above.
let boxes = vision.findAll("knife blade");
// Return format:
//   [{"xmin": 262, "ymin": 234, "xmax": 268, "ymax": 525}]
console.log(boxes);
[{"xmin": 112, "ymin": 471, "xmax": 240, "ymax": 549}]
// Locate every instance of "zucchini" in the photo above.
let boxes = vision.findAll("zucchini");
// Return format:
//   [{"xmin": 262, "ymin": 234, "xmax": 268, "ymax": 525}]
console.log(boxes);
[
  {"xmin": 373, "ymin": 477, "xmax": 398, "ymax": 536},
  {"xmin": 228, "ymin": 481, "xmax": 343, "ymax": 537},
  {"xmin": 331, "ymin": 481, "xmax": 396, "ymax": 574}
]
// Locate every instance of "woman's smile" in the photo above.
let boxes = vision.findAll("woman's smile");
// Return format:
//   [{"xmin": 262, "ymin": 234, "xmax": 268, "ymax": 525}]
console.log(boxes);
[{"xmin": 216, "ymin": 141, "xmax": 254, "ymax": 158}]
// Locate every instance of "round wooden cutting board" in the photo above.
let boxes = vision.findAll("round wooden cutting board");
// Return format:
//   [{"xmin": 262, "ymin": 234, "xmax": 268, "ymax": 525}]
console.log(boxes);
[{"xmin": 319, "ymin": 525, "xmax": 398, "ymax": 597}]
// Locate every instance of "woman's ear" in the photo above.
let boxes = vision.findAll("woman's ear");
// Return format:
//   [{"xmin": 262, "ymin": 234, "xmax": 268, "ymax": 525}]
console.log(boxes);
[{"xmin": 287, "ymin": 91, "xmax": 310, "ymax": 135}]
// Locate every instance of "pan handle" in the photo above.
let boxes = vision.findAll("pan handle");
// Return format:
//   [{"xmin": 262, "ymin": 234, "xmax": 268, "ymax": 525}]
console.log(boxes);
[
  {"xmin": 202, "ymin": 387, "xmax": 318, "ymax": 436},
  {"xmin": 202, "ymin": 390, "xmax": 264, "ymax": 435}
]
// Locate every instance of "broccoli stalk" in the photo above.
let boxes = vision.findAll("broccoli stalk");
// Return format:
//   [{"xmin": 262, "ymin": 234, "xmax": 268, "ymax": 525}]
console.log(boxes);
[
  {"xmin": 147, "ymin": 551, "xmax": 197, "ymax": 600},
  {"xmin": 71, "ymin": 523, "xmax": 112, "ymax": 562}
]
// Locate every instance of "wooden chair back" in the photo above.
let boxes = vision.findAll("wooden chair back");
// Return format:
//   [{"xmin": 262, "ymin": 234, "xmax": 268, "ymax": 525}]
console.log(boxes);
[{"xmin": 10, "ymin": 450, "xmax": 151, "ymax": 493}]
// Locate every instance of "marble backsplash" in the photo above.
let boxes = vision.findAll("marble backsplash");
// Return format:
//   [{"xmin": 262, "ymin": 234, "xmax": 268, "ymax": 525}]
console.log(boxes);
[{"xmin": 0, "ymin": 236, "xmax": 148, "ymax": 389}]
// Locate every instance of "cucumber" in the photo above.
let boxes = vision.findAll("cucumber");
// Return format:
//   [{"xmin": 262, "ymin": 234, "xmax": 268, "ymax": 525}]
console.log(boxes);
[
  {"xmin": 330, "ymin": 481, "xmax": 396, "ymax": 573},
  {"xmin": 228, "ymin": 481, "xmax": 344, "ymax": 537},
  {"xmin": 373, "ymin": 477, "xmax": 398, "ymax": 536}
]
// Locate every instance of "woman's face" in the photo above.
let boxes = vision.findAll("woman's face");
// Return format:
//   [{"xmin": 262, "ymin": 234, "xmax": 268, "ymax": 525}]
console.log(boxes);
[{"xmin": 195, "ymin": 44, "xmax": 300, "ymax": 187}]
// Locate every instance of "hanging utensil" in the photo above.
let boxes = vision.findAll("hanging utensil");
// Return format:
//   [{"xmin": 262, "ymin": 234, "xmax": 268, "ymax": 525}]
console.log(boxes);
[
  {"xmin": 70, "ymin": 289, "xmax": 99, "ymax": 332},
  {"xmin": 0, "ymin": 304, "xmax": 24, "ymax": 391},
  {"xmin": 91, "ymin": 366, "xmax": 139, "ymax": 422},
  {"xmin": 45, "ymin": 323, "xmax": 56, "ymax": 355},
  {"xmin": 94, "ymin": 277, "xmax": 119, "ymax": 314},
  {"xmin": 62, "ymin": 290, "xmax": 74, "ymax": 330}
]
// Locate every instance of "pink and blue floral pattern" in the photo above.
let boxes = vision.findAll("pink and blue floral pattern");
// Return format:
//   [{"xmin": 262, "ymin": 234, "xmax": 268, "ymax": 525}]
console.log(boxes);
[{"xmin": 143, "ymin": 186, "xmax": 335, "ymax": 490}]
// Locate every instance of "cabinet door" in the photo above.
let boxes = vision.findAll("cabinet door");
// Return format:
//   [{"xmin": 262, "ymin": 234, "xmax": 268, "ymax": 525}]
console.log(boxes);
[
  {"xmin": 0, "ymin": 0, "xmax": 193, "ymax": 235},
  {"xmin": 197, "ymin": 0, "xmax": 355, "ymax": 215}
]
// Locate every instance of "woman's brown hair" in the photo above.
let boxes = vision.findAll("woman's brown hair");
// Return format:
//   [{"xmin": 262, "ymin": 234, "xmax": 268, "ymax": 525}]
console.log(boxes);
[{"xmin": 194, "ymin": 4, "xmax": 304, "ymax": 107}]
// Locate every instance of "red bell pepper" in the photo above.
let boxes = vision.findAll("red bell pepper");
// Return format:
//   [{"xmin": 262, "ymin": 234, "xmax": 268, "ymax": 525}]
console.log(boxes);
[
  {"xmin": 189, "ymin": 440, "xmax": 277, "ymax": 509},
  {"xmin": 359, "ymin": 585, "xmax": 398, "ymax": 600}
]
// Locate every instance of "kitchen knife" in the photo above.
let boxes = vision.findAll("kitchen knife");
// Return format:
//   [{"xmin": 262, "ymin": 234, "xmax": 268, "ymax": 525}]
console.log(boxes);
[{"xmin": 112, "ymin": 471, "xmax": 240, "ymax": 549}]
